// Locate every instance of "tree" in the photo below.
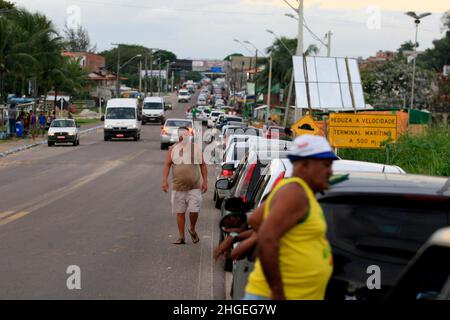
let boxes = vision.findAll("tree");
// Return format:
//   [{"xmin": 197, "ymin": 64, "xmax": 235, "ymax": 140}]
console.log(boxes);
[
  {"xmin": 361, "ymin": 57, "xmax": 435, "ymax": 108},
  {"xmin": 398, "ymin": 41, "xmax": 416, "ymax": 54},
  {"xmin": 184, "ymin": 71, "xmax": 202, "ymax": 83},
  {"xmin": 63, "ymin": 24, "xmax": 96, "ymax": 52},
  {"xmin": 0, "ymin": 0, "xmax": 15, "ymax": 10},
  {"xmin": 416, "ymin": 12, "xmax": 450, "ymax": 71},
  {"xmin": 224, "ymin": 53, "xmax": 243, "ymax": 61},
  {"xmin": 100, "ymin": 45, "xmax": 177, "ymax": 89}
]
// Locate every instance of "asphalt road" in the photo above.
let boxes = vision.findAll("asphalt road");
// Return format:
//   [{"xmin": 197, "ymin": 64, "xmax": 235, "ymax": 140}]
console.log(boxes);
[{"xmin": 0, "ymin": 92, "xmax": 226, "ymax": 300}]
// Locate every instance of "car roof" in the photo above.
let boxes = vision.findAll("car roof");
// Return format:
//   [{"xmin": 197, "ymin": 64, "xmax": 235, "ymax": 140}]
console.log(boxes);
[
  {"xmin": 106, "ymin": 98, "xmax": 138, "ymax": 108},
  {"xmin": 165, "ymin": 118, "xmax": 193, "ymax": 124},
  {"xmin": 321, "ymin": 173, "xmax": 450, "ymax": 197},
  {"xmin": 144, "ymin": 97, "xmax": 164, "ymax": 102}
]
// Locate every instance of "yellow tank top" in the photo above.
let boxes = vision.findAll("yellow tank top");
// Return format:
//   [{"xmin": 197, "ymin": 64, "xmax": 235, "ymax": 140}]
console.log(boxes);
[{"xmin": 245, "ymin": 177, "xmax": 333, "ymax": 300}]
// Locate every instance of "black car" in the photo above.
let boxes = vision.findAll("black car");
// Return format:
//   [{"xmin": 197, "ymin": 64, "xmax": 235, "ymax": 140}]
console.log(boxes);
[
  {"xmin": 223, "ymin": 172, "xmax": 450, "ymax": 300},
  {"xmin": 318, "ymin": 173, "xmax": 450, "ymax": 300}
]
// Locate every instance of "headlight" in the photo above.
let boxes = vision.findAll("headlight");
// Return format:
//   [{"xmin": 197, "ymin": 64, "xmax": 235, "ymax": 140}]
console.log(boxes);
[
  {"xmin": 105, "ymin": 125, "xmax": 113, "ymax": 129},
  {"xmin": 48, "ymin": 132, "xmax": 54, "ymax": 136},
  {"xmin": 129, "ymin": 124, "xmax": 137, "ymax": 129}
]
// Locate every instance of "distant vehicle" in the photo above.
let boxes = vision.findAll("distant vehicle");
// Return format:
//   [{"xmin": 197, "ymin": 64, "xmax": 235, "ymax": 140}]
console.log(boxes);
[
  {"xmin": 47, "ymin": 118, "xmax": 80, "ymax": 147},
  {"xmin": 208, "ymin": 111, "xmax": 225, "ymax": 128},
  {"xmin": 142, "ymin": 96, "xmax": 165, "ymax": 124},
  {"xmin": 178, "ymin": 90, "xmax": 190, "ymax": 103},
  {"xmin": 160, "ymin": 118, "xmax": 194, "ymax": 150},
  {"xmin": 216, "ymin": 115, "xmax": 244, "ymax": 130},
  {"xmin": 102, "ymin": 98, "xmax": 141, "ymax": 141}
]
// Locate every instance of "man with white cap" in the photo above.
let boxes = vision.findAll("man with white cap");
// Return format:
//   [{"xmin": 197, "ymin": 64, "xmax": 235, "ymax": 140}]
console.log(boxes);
[{"xmin": 244, "ymin": 135, "xmax": 338, "ymax": 300}]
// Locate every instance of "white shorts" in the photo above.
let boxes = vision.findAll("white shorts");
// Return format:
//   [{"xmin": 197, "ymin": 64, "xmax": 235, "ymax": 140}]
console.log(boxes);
[{"xmin": 171, "ymin": 189, "xmax": 203, "ymax": 214}]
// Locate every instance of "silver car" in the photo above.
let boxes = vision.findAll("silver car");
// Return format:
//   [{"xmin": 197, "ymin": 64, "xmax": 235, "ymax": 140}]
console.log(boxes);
[{"xmin": 160, "ymin": 118, "xmax": 193, "ymax": 150}]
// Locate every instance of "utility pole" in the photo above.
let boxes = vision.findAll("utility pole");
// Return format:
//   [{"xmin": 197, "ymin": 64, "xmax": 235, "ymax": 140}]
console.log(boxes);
[
  {"xmin": 326, "ymin": 31, "xmax": 333, "ymax": 57},
  {"xmin": 171, "ymin": 70, "xmax": 175, "ymax": 93},
  {"xmin": 144, "ymin": 53, "xmax": 148, "ymax": 97},
  {"xmin": 296, "ymin": 0, "xmax": 304, "ymax": 56},
  {"xmin": 139, "ymin": 58, "xmax": 142, "ymax": 93},
  {"xmin": 267, "ymin": 55, "xmax": 273, "ymax": 117},
  {"xmin": 114, "ymin": 44, "xmax": 121, "ymax": 98},
  {"xmin": 158, "ymin": 59, "xmax": 162, "ymax": 97},
  {"xmin": 166, "ymin": 62, "xmax": 170, "ymax": 93},
  {"xmin": 149, "ymin": 50, "xmax": 154, "ymax": 97}
]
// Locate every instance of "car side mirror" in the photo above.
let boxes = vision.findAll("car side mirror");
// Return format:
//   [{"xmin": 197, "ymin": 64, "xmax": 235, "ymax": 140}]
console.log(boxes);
[
  {"xmin": 222, "ymin": 162, "xmax": 235, "ymax": 172},
  {"xmin": 224, "ymin": 197, "xmax": 250, "ymax": 214},
  {"xmin": 215, "ymin": 179, "xmax": 231, "ymax": 190},
  {"xmin": 101, "ymin": 115, "xmax": 105, "ymax": 121}
]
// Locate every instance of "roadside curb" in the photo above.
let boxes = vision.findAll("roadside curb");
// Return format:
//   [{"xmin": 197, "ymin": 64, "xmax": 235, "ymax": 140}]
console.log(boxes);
[{"xmin": 0, "ymin": 125, "xmax": 103, "ymax": 158}]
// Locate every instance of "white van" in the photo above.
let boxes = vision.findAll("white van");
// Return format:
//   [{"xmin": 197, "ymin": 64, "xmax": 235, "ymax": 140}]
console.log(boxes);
[
  {"xmin": 142, "ymin": 96, "xmax": 165, "ymax": 124},
  {"xmin": 103, "ymin": 98, "xmax": 142, "ymax": 141}
]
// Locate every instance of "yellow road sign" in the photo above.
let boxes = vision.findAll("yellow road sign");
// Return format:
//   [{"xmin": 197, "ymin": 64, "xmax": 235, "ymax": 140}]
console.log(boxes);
[
  {"xmin": 329, "ymin": 114, "xmax": 397, "ymax": 149},
  {"xmin": 292, "ymin": 115, "xmax": 320, "ymax": 136}
]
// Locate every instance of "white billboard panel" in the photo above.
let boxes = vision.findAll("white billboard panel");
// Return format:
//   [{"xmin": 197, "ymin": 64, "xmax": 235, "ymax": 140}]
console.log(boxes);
[{"xmin": 293, "ymin": 56, "xmax": 367, "ymax": 110}]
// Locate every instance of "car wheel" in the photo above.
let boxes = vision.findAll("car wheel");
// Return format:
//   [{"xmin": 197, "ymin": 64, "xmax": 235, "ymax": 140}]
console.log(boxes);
[
  {"xmin": 142, "ymin": 121, "xmax": 146, "ymax": 125},
  {"xmin": 73, "ymin": 140, "xmax": 77, "ymax": 146},
  {"xmin": 161, "ymin": 143, "xmax": 167, "ymax": 150},
  {"xmin": 48, "ymin": 141, "xmax": 54, "ymax": 147},
  {"xmin": 104, "ymin": 136, "xmax": 109, "ymax": 141},
  {"xmin": 77, "ymin": 139, "xmax": 80, "ymax": 146},
  {"xmin": 134, "ymin": 135, "xmax": 138, "ymax": 142}
]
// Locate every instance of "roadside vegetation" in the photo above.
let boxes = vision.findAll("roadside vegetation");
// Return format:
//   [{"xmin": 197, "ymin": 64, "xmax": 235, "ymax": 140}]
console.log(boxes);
[{"xmin": 338, "ymin": 126, "xmax": 450, "ymax": 177}]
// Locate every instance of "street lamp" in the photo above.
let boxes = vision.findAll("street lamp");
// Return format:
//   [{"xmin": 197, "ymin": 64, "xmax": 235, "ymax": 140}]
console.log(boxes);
[
  {"xmin": 244, "ymin": 40, "xmax": 272, "ymax": 118},
  {"xmin": 266, "ymin": 29, "xmax": 295, "ymax": 127},
  {"xmin": 405, "ymin": 11, "xmax": 432, "ymax": 111}
]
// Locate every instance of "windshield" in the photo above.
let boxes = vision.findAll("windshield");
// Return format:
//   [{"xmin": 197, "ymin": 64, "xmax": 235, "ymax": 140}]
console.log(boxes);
[
  {"xmin": 180, "ymin": 91, "xmax": 189, "ymax": 96},
  {"xmin": 51, "ymin": 120, "xmax": 75, "ymax": 128},
  {"xmin": 211, "ymin": 112, "xmax": 222, "ymax": 117},
  {"xmin": 165, "ymin": 120, "xmax": 192, "ymax": 128},
  {"xmin": 144, "ymin": 102, "xmax": 163, "ymax": 110},
  {"xmin": 106, "ymin": 108, "xmax": 136, "ymax": 120},
  {"xmin": 225, "ymin": 117, "xmax": 242, "ymax": 123}
]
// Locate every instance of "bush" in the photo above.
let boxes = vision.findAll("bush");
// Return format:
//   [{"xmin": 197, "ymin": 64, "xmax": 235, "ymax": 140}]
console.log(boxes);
[{"xmin": 338, "ymin": 126, "xmax": 450, "ymax": 177}]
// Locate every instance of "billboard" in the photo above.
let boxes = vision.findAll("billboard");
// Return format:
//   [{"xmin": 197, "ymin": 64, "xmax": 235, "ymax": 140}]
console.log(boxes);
[
  {"xmin": 140, "ymin": 70, "xmax": 167, "ymax": 79},
  {"xmin": 293, "ymin": 56, "xmax": 367, "ymax": 110}
]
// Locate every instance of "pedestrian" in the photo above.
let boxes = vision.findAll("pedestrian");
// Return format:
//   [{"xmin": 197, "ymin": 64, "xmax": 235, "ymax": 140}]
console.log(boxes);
[
  {"xmin": 38, "ymin": 111, "xmax": 46, "ymax": 136},
  {"xmin": 244, "ymin": 135, "xmax": 338, "ymax": 300},
  {"xmin": 280, "ymin": 127, "xmax": 294, "ymax": 141},
  {"xmin": 8, "ymin": 103, "xmax": 17, "ymax": 137},
  {"xmin": 29, "ymin": 110, "xmax": 37, "ymax": 140},
  {"xmin": 191, "ymin": 105, "xmax": 198, "ymax": 121},
  {"xmin": 21, "ymin": 111, "xmax": 28, "ymax": 137},
  {"xmin": 162, "ymin": 127, "xmax": 208, "ymax": 245}
]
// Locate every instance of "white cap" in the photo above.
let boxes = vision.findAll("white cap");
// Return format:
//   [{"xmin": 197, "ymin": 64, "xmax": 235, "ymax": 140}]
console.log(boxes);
[{"xmin": 288, "ymin": 135, "xmax": 339, "ymax": 162}]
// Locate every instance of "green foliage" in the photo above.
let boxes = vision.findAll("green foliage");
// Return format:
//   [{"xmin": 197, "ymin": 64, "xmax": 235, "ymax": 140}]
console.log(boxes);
[
  {"xmin": 416, "ymin": 12, "xmax": 450, "ymax": 71},
  {"xmin": 360, "ymin": 57, "xmax": 435, "ymax": 108},
  {"xmin": 338, "ymin": 126, "xmax": 450, "ymax": 176},
  {"xmin": 184, "ymin": 71, "xmax": 202, "ymax": 82},
  {"xmin": 0, "ymin": 7, "xmax": 87, "ymax": 103},
  {"xmin": 99, "ymin": 45, "xmax": 177, "ymax": 88},
  {"xmin": 63, "ymin": 24, "xmax": 96, "ymax": 52},
  {"xmin": 0, "ymin": 0, "xmax": 15, "ymax": 10},
  {"xmin": 224, "ymin": 53, "xmax": 243, "ymax": 61}
]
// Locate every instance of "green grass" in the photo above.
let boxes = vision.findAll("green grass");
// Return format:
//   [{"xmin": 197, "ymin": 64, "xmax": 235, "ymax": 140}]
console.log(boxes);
[
  {"xmin": 74, "ymin": 118, "xmax": 102, "ymax": 126},
  {"xmin": 337, "ymin": 126, "xmax": 450, "ymax": 177}
]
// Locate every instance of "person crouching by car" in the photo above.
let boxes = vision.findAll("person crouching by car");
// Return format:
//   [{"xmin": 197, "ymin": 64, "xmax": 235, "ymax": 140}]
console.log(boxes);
[{"xmin": 243, "ymin": 135, "xmax": 337, "ymax": 300}]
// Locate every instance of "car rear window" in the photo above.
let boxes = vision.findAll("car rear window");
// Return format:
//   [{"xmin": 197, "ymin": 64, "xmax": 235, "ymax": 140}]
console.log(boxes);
[
  {"xmin": 320, "ymin": 195, "xmax": 449, "ymax": 263},
  {"xmin": 166, "ymin": 120, "xmax": 192, "ymax": 128}
]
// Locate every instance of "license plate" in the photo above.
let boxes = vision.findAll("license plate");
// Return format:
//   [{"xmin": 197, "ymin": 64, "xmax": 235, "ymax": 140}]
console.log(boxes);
[
  {"xmin": 57, "ymin": 136, "xmax": 65, "ymax": 140},
  {"xmin": 149, "ymin": 118, "xmax": 155, "ymax": 120},
  {"xmin": 116, "ymin": 134, "xmax": 124, "ymax": 138}
]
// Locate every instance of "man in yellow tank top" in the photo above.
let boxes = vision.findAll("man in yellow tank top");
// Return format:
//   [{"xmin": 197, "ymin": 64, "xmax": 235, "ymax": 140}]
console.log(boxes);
[{"xmin": 244, "ymin": 135, "xmax": 338, "ymax": 300}]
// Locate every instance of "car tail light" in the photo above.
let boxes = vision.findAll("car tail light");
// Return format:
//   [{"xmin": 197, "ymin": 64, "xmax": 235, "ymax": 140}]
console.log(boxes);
[
  {"xmin": 221, "ymin": 169, "xmax": 234, "ymax": 177},
  {"xmin": 241, "ymin": 195, "xmax": 247, "ymax": 203},
  {"xmin": 271, "ymin": 171, "xmax": 286, "ymax": 191}
]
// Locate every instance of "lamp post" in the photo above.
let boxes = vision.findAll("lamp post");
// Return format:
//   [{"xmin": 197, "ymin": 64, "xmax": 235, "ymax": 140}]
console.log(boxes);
[
  {"xmin": 112, "ymin": 43, "xmax": 142, "ymax": 98},
  {"xmin": 267, "ymin": 29, "xmax": 295, "ymax": 127},
  {"xmin": 405, "ymin": 11, "xmax": 431, "ymax": 111},
  {"xmin": 244, "ymin": 40, "xmax": 271, "ymax": 119}
]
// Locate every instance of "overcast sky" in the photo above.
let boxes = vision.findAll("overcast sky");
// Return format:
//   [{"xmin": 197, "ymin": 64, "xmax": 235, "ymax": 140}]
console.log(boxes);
[{"xmin": 13, "ymin": 0, "xmax": 449, "ymax": 60}]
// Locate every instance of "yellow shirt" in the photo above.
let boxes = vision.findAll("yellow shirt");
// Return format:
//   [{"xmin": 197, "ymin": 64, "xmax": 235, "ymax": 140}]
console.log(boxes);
[{"xmin": 245, "ymin": 177, "xmax": 333, "ymax": 300}]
